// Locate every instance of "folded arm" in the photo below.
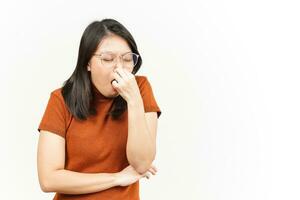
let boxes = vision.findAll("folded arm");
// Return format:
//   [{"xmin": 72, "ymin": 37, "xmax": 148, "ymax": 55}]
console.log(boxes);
[{"xmin": 37, "ymin": 131, "xmax": 118, "ymax": 194}]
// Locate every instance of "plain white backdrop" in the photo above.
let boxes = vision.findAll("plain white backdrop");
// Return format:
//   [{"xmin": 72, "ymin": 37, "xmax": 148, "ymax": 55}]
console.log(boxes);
[{"xmin": 1, "ymin": 0, "xmax": 300, "ymax": 199}]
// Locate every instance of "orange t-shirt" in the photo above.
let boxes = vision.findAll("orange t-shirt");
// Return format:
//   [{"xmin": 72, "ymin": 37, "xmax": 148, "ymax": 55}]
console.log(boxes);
[{"xmin": 38, "ymin": 75, "xmax": 161, "ymax": 200}]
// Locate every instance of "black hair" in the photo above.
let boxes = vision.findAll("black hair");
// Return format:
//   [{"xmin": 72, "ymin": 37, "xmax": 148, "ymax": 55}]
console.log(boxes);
[{"xmin": 61, "ymin": 19, "xmax": 142, "ymax": 120}]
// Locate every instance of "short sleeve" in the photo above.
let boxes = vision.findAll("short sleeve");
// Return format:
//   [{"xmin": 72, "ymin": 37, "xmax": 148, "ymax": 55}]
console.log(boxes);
[
  {"xmin": 137, "ymin": 76, "xmax": 162, "ymax": 118},
  {"xmin": 37, "ymin": 90, "xmax": 68, "ymax": 138}
]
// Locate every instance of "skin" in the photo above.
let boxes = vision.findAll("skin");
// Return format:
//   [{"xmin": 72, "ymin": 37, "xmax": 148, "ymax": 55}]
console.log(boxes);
[
  {"xmin": 87, "ymin": 34, "xmax": 133, "ymax": 98},
  {"xmin": 38, "ymin": 131, "xmax": 157, "ymax": 194},
  {"xmin": 88, "ymin": 34, "xmax": 159, "ymax": 174},
  {"xmin": 37, "ymin": 34, "xmax": 159, "ymax": 194}
]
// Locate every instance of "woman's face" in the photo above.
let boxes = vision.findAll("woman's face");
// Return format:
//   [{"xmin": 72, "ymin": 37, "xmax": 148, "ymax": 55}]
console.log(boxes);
[{"xmin": 88, "ymin": 34, "xmax": 133, "ymax": 98}]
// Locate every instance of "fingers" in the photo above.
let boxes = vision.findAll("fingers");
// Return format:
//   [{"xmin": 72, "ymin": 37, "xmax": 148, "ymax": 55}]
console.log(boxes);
[
  {"xmin": 113, "ymin": 68, "xmax": 128, "ymax": 80},
  {"xmin": 111, "ymin": 80, "xmax": 121, "ymax": 95},
  {"xmin": 141, "ymin": 167, "xmax": 158, "ymax": 180},
  {"xmin": 151, "ymin": 164, "xmax": 158, "ymax": 172},
  {"xmin": 142, "ymin": 172, "xmax": 152, "ymax": 179},
  {"xmin": 112, "ymin": 72, "xmax": 123, "ymax": 85},
  {"xmin": 113, "ymin": 68, "xmax": 134, "ymax": 83},
  {"xmin": 111, "ymin": 79, "xmax": 119, "ymax": 88},
  {"xmin": 112, "ymin": 68, "xmax": 129, "ymax": 89},
  {"xmin": 148, "ymin": 168, "xmax": 156, "ymax": 175},
  {"xmin": 123, "ymin": 69, "xmax": 134, "ymax": 78}
]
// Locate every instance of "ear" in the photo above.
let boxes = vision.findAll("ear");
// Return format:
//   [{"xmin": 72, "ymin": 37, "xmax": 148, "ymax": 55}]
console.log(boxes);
[{"xmin": 87, "ymin": 63, "xmax": 91, "ymax": 71}]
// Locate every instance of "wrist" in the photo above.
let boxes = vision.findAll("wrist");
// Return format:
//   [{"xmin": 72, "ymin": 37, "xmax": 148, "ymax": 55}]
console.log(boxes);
[
  {"xmin": 112, "ymin": 172, "xmax": 121, "ymax": 187},
  {"xmin": 127, "ymin": 95, "xmax": 143, "ymax": 108}
]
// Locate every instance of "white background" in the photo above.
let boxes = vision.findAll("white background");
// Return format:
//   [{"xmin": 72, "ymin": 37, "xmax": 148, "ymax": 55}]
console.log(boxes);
[{"xmin": 1, "ymin": 0, "xmax": 300, "ymax": 199}]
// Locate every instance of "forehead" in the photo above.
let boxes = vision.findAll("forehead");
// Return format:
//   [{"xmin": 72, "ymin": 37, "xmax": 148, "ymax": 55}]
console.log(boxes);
[{"xmin": 97, "ymin": 35, "xmax": 131, "ymax": 54}]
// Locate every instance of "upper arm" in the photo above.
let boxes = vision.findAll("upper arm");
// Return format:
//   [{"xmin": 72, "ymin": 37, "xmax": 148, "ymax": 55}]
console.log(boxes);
[{"xmin": 37, "ymin": 130, "xmax": 65, "ymax": 189}]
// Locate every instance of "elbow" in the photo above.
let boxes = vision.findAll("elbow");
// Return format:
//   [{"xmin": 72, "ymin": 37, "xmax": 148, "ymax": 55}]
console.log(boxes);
[
  {"xmin": 39, "ymin": 179, "xmax": 52, "ymax": 193},
  {"xmin": 38, "ymin": 174, "xmax": 55, "ymax": 193},
  {"xmin": 135, "ymin": 165, "xmax": 150, "ymax": 174},
  {"xmin": 131, "ymin": 159, "xmax": 155, "ymax": 174},
  {"xmin": 38, "ymin": 168, "xmax": 64, "ymax": 193},
  {"xmin": 127, "ymin": 150, "xmax": 156, "ymax": 174}
]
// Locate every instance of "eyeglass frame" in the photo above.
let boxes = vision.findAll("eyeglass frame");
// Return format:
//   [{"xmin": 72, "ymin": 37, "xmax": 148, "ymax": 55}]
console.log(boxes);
[{"xmin": 93, "ymin": 52, "xmax": 140, "ymax": 68}]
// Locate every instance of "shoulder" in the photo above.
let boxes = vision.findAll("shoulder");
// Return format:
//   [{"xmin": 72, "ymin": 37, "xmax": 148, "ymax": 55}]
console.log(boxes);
[
  {"xmin": 135, "ymin": 75, "xmax": 147, "ymax": 82},
  {"xmin": 135, "ymin": 75, "xmax": 156, "ymax": 97},
  {"xmin": 47, "ymin": 87, "xmax": 72, "ymax": 118},
  {"xmin": 48, "ymin": 87, "xmax": 69, "ymax": 110},
  {"xmin": 135, "ymin": 75, "xmax": 150, "ymax": 88},
  {"xmin": 50, "ymin": 87, "xmax": 64, "ymax": 101}
]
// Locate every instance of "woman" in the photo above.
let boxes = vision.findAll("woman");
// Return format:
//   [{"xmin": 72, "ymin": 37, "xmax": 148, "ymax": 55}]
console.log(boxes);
[{"xmin": 37, "ymin": 18, "xmax": 161, "ymax": 200}]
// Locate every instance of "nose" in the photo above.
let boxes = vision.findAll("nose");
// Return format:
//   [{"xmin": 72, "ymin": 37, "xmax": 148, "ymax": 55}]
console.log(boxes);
[{"xmin": 114, "ymin": 56, "xmax": 123, "ymax": 70}]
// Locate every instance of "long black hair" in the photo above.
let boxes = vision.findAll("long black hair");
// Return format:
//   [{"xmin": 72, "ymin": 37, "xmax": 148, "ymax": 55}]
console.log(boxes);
[{"xmin": 61, "ymin": 19, "xmax": 142, "ymax": 120}]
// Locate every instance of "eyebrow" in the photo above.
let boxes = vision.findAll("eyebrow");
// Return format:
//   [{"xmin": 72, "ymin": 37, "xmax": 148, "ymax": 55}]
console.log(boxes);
[{"xmin": 99, "ymin": 51, "xmax": 132, "ymax": 55}]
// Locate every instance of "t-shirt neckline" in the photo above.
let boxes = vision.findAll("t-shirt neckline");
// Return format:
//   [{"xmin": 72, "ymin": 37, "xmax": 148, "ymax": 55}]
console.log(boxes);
[{"xmin": 91, "ymin": 83, "xmax": 113, "ymax": 102}]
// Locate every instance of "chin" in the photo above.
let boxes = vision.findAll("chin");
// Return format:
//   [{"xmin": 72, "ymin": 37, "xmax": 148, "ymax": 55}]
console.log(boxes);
[
  {"xmin": 112, "ymin": 91, "xmax": 119, "ymax": 97},
  {"xmin": 108, "ymin": 89, "xmax": 119, "ymax": 98}
]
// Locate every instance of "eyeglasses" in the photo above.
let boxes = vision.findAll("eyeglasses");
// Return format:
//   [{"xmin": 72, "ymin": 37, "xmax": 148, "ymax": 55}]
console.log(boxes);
[{"xmin": 93, "ymin": 52, "xmax": 139, "ymax": 68}]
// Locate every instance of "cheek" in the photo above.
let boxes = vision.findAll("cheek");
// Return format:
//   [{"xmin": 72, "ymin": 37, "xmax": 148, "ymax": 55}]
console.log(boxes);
[{"xmin": 91, "ymin": 66, "xmax": 112, "ymax": 82}]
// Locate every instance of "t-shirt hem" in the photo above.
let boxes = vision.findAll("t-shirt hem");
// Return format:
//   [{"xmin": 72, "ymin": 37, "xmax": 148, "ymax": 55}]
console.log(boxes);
[
  {"xmin": 144, "ymin": 106, "xmax": 162, "ymax": 118},
  {"xmin": 38, "ymin": 124, "xmax": 65, "ymax": 138}
]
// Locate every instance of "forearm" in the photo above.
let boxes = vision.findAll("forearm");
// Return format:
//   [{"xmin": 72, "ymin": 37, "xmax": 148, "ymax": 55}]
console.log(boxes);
[
  {"xmin": 126, "ymin": 97, "xmax": 156, "ymax": 173},
  {"xmin": 41, "ymin": 169, "xmax": 118, "ymax": 194}
]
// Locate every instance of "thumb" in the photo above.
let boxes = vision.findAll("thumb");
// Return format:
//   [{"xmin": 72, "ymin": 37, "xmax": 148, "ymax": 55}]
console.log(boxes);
[{"xmin": 111, "ymin": 79, "xmax": 118, "ymax": 88}]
